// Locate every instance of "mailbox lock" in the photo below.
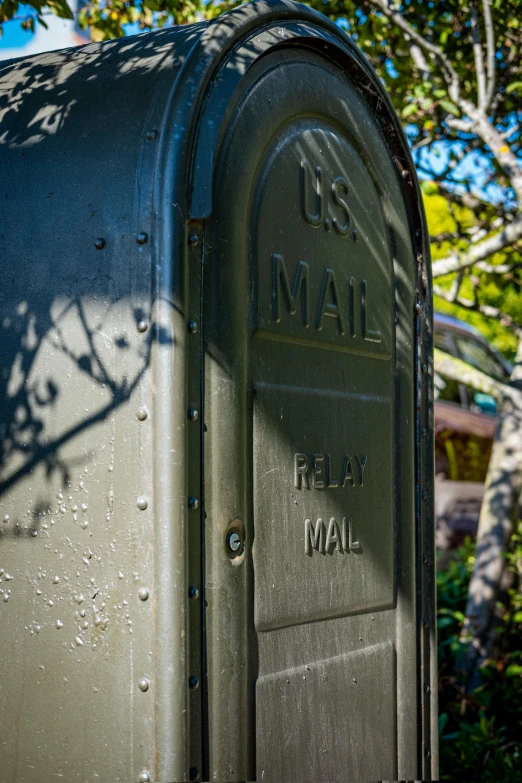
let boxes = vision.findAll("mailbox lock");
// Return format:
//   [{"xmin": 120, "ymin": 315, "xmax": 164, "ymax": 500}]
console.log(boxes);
[{"xmin": 227, "ymin": 531, "xmax": 242, "ymax": 554}]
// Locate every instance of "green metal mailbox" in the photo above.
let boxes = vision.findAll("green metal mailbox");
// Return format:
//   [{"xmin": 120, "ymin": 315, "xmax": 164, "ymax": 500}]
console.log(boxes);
[{"xmin": 0, "ymin": 2, "xmax": 435, "ymax": 780}]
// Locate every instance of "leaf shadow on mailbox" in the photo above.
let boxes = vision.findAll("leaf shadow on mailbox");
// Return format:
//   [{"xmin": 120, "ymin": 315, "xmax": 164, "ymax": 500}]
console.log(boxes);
[{"xmin": 0, "ymin": 4, "xmax": 434, "ymax": 783}]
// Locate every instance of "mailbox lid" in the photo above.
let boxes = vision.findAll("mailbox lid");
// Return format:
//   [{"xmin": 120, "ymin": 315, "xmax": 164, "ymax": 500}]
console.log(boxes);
[{"xmin": 201, "ymin": 20, "xmax": 434, "ymax": 783}]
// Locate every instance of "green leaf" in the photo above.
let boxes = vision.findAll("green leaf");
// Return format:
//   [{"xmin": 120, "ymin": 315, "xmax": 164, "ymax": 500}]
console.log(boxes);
[
  {"xmin": 439, "ymin": 99, "xmax": 460, "ymax": 116},
  {"xmin": 506, "ymin": 82, "xmax": 522, "ymax": 94},
  {"xmin": 46, "ymin": 0, "xmax": 74, "ymax": 19},
  {"xmin": 439, "ymin": 713, "xmax": 449, "ymax": 734},
  {"xmin": 402, "ymin": 103, "xmax": 418, "ymax": 118},
  {"xmin": 421, "ymin": 181, "xmax": 439, "ymax": 196}
]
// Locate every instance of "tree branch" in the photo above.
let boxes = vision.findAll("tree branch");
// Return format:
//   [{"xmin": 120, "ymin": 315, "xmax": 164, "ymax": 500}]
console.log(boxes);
[
  {"xmin": 471, "ymin": 2, "xmax": 487, "ymax": 109},
  {"xmin": 369, "ymin": 0, "xmax": 462, "ymax": 103},
  {"xmin": 434, "ymin": 285, "xmax": 522, "ymax": 336},
  {"xmin": 431, "ymin": 212, "xmax": 522, "ymax": 277},
  {"xmin": 434, "ymin": 348, "xmax": 508, "ymax": 399},
  {"xmin": 482, "ymin": 0, "xmax": 496, "ymax": 108}
]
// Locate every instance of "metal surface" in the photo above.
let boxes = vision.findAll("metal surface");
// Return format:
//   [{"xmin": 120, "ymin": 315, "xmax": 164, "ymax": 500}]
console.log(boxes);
[{"xmin": 0, "ymin": 2, "xmax": 435, "ymax": 781}]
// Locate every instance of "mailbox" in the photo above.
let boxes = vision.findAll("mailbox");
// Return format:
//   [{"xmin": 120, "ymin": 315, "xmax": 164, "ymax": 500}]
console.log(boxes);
[{"xmin": 0, "ymin": 2, "xmax": 435, "ymax": 781}]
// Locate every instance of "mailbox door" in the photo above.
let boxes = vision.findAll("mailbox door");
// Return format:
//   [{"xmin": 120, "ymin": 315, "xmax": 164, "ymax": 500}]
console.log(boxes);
[{"xmin": 202, "ymin": 42, "xmax": 431, "ymax": 782}]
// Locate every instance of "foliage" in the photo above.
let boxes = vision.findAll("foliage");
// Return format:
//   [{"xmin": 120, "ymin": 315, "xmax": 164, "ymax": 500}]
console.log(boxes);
[
  {"xmin": 438, "ymin": 535, "xmax": 522, "ymax": 779},
  {"xmin": 424, "ymin": 189, "xmax": 522, "ymax": 361}
]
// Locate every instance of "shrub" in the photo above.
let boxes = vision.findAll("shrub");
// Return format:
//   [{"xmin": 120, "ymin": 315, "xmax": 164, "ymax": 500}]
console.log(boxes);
[{"xmin": 438, "ymin": 534, "xmax": 522, "ymax": 779}]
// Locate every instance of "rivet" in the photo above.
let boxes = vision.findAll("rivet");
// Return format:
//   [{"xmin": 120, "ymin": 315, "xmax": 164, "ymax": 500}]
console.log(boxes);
[
  {"xmin": 172, "ymin": 57, "xmax": 183, "ymax": 68},
  {"xmin": 138, "ymin": 678, "xmax": 149, "ymax": 692},
  {"xmin": 188, "ymin": 408, "xmax": 199, "ymax": 421},
  {"xmin": 189, "ymin": 768, "xmax": 200, "ymax": 782},
  {"xmin": 351, "ymin": 229, "xmax": 359, "ymax": 242},
  {"xmin": 137, "ymin": 232, "xmax": 148, "ymax": 245},
  {"xmin": 188, "ymin": 320, "xmax": 198, "ymax": 334},
  {"xmin": 188, "ymin": 675, "xmax": 199, "ymax": 689},
  {"xmin": 137, "ymin": 497, "xmax": 148, "ymax": 511},
  {"xmin": 423, "ymin": 682, "xmax": 430, "ymax": 693},
  {"xmin": 422, "ymin": 554, "xmax": 428, "ymax": 565},
  {"xmin": 138, "ymin": 587, "xmax": 149, "ymax": 601},
  {"xmin": 421, "ymin": 427, "xmax": 427, "ymax": 436},
  {"xmin": 94, "ymin": 238, "xmax": 105, "ymax": 250},
  {"xmin": 188, "ymin": 586, "xmax": 200, "ymax": 599},
  {"xmin": 402, "ymin": 169, "xmax": 409, "ymax": 179},
  {"xmin": 422, "ymin": 363, "xmax": 428, "ymax": 374},
  {"xmin": 324, "ymin": 218, "xmax": 332, "ymax": 232},
  {"xmin": 136, "ymin": 407, "xmax": 148, "ymax": 421},
  {"xmin": 424, "ymin": 748, "xmax": 431, "ymax": 759},
  {"xmin": 188, "ymin": 497, "xmax": 199, "ymax": 510},
  {"xmin": 188, "ymin": 234, "xmax": 199, "ymax": 248},
  {"xmin": 139, "ymin": 771, "xmax": 151, "ymax": 783},
  {"xmin": 422, "ymin": 490, "xmax": 428, "ymax": 501},
  {"xmin": 137, "ymin": 320, "xmax": 149, "ymax": 333},
  {"xmin": 227, "ymin": 531, "xmax": 242, "ymax": 554},
  {"xmin": 146, "ymin": 129, "xmax": 157, "ymax": 141},
  {"xmin": 415, "ymin": 302, "xmax": 422, "ymax": 313},
  {"xmin": 422, "ymin": 617, "xmax": 429, "ymax": 628}
]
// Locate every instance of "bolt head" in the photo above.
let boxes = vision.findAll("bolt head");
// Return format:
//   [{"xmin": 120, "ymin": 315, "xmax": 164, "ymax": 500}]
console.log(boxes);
[
  {"xmin": 94, "ymin": 238, "xmax": 106, "ymax": 250},
  {"xmin": 227, "ymin": 531, "xmax": 242, "ymax": 553},
  {"xmin": 188, "ymin": 586, "xmax": 200, "ymax": 599},
  {"xmin": 188, "ymin": 234, "xmax": 199, "ymax": 248},
  {"xmin": 137, "ymin": 320, "xmax": 149, "ymax": 333},
  {"xmin": 137, "ymin": 407, "xmax": 148, "ymax": 421},
  {"xmin": 138, "ymin": 678, "xmax": 149, "ymax": 692},
  {"xmin": 188, "ymin": 320, "xmax": 198, "ymax": 334},
  {"xmin": 137, "ymin": 232, "xmax": 148, "ymax": 245},
  {"xmin": 188, "ymin": 497, "xmax": 199, "ymax": 511},
  {"xmin": 139, "ymin": 772, "xmax": 151, "ymax": 783},
  {"xmin": 189, "ymin": 768, "xmax": 200, "ymax": 782},
  {"xmin": 188, "ymin": 675, "xmax": 199, "ymax": 689},
  {"xmin": 146, "ymin": 129, "xmax": 157, "ymax": 141},
  {"xmin": 351, "ymin": 229, "xmax": 358, "ymax": 242},
  {"xmin": 138, "ymin": 587, "xmax": 149, "ymax": 601},
  {"xmin": 188, "ymin": 408, "xmax": 199, "ymax": 421}
]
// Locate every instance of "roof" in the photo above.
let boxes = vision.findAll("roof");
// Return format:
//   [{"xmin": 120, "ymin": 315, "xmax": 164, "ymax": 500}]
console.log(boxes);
[{"xmin": 434, "ymin": 311, "xmax": 483, "ymax": 338}]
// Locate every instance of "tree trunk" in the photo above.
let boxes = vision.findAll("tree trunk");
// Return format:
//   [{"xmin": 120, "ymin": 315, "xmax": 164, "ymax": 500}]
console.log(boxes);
[{"xmin": 456, "ymin": 337, "xmax": 522, "ymax": 688}]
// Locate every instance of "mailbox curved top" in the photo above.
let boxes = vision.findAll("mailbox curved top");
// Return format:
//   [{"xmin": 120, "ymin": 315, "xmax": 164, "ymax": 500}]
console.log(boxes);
[{"xmin": 0, "ymin": 0, "xmax": 429, "ymax": 280}]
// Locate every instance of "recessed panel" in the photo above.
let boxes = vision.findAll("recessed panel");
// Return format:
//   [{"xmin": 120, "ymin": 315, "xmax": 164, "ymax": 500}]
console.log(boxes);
[
  {"xmin": 253, "ymin": 383, "xmax": 394, "ymax": 630},
  {"xmin": 256, "ymin": 642, "xmax": 396, "ymax": 781},
  {"xmin": 254, "ymin": 123, "xmax": 392, "ymax": 359}
]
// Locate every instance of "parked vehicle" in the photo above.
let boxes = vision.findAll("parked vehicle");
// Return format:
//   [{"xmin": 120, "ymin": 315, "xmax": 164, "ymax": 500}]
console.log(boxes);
[{"xmin": 434, "ymin": 312, "xmax": 512, "ymax": 552}]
